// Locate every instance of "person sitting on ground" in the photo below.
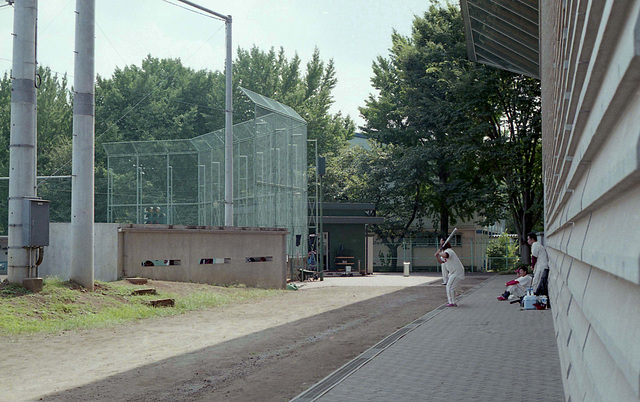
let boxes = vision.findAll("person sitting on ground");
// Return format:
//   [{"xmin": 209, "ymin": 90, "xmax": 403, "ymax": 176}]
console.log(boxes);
[
  {"xmin": 307, "ymin": 251, "xmax": 317, "ymax": 269},
  {"xmin": 497, "ymin": 266, "xmax": 532, "ymax": 301}
]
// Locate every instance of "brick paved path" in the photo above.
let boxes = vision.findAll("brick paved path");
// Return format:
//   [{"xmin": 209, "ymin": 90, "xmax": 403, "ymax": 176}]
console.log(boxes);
[{"xmin": 294, "ymin": 275, "xmax": 565, "ymax": 401}]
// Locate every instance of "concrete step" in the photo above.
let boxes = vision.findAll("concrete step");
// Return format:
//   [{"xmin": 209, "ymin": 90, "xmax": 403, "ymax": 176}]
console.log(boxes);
[
  {"xmin": 126, "ymin": 277, "xmax": 148, "ymax": 285},
  {"xmin": 149, "ymin": 298, "xmax": 175, "ymax": 307},
  {"xmin": 131, "ymin": 288, "xmax": 157, "ymax": 296}
]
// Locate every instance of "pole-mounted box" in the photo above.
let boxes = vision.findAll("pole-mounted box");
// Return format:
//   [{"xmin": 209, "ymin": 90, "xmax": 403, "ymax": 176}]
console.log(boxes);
[{"xmin": 22, "ymin": 198, "xmax": 50, "ymax": 247}]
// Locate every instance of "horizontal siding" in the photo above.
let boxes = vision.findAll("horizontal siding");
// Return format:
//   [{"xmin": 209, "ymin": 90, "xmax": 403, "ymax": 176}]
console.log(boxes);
[{"xmin": 541, "ymin": 0, "xmax": 640, "ymax": 400}]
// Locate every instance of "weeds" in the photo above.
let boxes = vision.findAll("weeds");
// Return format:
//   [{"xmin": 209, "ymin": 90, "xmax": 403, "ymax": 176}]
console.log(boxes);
[{"xmin": 0, "ymin": 278, "xmax": 282, "ymax": 336}]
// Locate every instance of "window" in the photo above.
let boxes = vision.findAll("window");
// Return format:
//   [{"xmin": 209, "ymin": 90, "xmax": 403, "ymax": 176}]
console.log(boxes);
[
  {"xmin": 199, "ymin": 258, "xmax": 230, "ymax": 264},
  {"xmin": 245, "ymin": 256, "xmax": 273, "ymax": 262}
]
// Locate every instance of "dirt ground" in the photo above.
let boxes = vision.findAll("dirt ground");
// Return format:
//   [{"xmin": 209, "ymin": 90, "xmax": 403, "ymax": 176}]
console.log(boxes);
[{"xmin": 0, "ymin": 272, "xmax": 492, "ymax": 401}]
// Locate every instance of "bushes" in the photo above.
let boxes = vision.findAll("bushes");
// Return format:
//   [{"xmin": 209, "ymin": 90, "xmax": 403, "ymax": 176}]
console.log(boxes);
[{"xmin": 487, "ymin": 233, "xmax": 520, "ymax": 272}]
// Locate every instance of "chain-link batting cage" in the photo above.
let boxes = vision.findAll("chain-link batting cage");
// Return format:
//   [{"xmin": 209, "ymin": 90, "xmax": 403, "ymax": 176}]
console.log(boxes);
[{"xmin": 103, "ymin": 87, "xmax": 308, "ymax": 257}]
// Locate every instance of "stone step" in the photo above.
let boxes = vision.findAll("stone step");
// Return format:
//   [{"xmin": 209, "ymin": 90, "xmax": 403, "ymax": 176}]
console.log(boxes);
[
  {"xmin": 131, "ymin": 288, "xmax": 157, "ymax": 296},
  {"xmin": 149, "ymin": 298, "xmax": 175, "ymax": 307},
  {"xmin": 126, "ymin": 277, "xmax": 148, "ymax": 285}
]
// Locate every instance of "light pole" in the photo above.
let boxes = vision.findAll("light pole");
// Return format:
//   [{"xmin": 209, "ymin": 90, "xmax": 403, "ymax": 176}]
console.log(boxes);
[
  {"xmin": 317, "ymin": 156, "xmax": 325, "ymax": 281},
  {"xmin": 176, "ymin": 0, "xmax": 234, "ymax": 226},
  {"xmin": 8, "ymin": 0, "xmax": 38, "ymax": 284}
]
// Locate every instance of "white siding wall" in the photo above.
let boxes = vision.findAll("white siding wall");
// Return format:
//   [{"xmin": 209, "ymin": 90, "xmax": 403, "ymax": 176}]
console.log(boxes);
[{"xmin": 541, "ymin": 1, "xmax": 640, "ymax": 400}]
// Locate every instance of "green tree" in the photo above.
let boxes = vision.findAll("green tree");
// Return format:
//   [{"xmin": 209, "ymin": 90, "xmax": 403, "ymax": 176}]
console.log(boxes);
[
  {"xmin": 94, "ymin": 56, "xmax": 225, "ymax": 222},
  {"xmin": 323, "ymin": 142, "xmax": 430, "ymax": 267},
  {"xmin": 465, "ymin": 71, "xmax": 543, "ymax": 263},
  {"xmin": 234, "ymin": 46, "xmax": 355, "ymax": 157},
  {"xmin": 486, "ymin": 232, "xmax": 520, "ymax": 272},
  {"xmin": 35, "ymin": 67, "xmax": 73, "ymax": 224},
  {"xmin": 0, "ymin": 68, "xmax": 74, "ymax": 232},
  {"xmin": 0, "ymin": 73, "xmax": 11, "ymax": 233},
  {"xmin": 359, "ymin": 4, "xmax": 543, "ymax": 263},
  {"xmin": 360, "ymin": 4, "xmax": 485, "ymax": 238}
]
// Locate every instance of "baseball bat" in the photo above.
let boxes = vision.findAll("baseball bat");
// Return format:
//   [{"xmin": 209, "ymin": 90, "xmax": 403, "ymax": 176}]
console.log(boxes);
[{"xmin": 440, "ymin": 228, "xmax": 458, "ymax": 250}]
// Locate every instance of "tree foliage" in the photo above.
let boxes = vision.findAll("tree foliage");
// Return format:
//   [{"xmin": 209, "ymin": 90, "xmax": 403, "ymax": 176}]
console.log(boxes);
[
  {"xmin": 353, "ymin": 4, "xmax": 542, "ymax": 259},
  {"xmin": 0, "ymin": 46, "xmax": 355, "ymax": 229},
  {"xmin": 234, "ymin": 46, "xmax": 355, "ymax": 156},
  {"xmin": 359, "ymin": 4, "xmax": 488, "ymax": 238},
  {"xmin": 486, "ymin": 232, "xmax": 520, "ymax": 272},
  {"xmin": 0, "ymin": 67, "xmax": 74, "ymax": 232}
]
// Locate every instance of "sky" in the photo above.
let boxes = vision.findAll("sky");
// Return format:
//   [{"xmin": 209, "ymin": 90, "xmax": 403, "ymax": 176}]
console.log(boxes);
[{"xmin": 0, "ymin": 0, "xmax": 437, "ymax": 128}]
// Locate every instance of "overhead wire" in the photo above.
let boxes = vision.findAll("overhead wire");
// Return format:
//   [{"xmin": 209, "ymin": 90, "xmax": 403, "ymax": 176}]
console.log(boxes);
[{"xmin": 96, "ymin": 21, "xmax": 128, "ymax": 67}]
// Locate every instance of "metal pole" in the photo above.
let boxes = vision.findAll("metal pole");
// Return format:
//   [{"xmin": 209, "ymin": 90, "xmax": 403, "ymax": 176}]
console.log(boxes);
[
  {"xmin": 70, "ymin": 0, "xmax": 95, "ymax": 290},
  {"xmin": 174, "ymin": 1, "xmax": 233, "ymax": 226},
  {"xmin": 318, "ymin": 173, "xmax": 324, "ymax": 281},
  {"xmin": 8, "ymin": 0, "xmax": 38, "ymax": 284},
  {"xmin": 224, "ymin": 17, "xmax": 233, "ymax": 226}
]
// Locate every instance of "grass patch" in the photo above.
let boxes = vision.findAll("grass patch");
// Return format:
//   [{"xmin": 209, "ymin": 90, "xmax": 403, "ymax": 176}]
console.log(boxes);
[{"xmin": 0, "ymin": 278, "xmax": 283, "ymax": 336}]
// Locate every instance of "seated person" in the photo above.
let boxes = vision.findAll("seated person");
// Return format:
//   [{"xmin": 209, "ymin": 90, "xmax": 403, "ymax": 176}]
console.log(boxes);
[
  {"xmin": 307, "ymin": 251, "xmax": 317, "ymax": 270},
  {"xmin": 497, "ymin": 266, "xmax": 532, "ymax": 301}
]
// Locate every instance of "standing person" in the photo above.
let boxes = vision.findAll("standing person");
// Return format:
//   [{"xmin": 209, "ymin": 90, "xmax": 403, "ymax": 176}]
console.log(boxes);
[
  {"xmin": 434, "ymin": 241, "xmax": 465, "ymax": 306},
  {"xmin": 527, "ymin": 232, "xmax": 549, "ymax": 296}
]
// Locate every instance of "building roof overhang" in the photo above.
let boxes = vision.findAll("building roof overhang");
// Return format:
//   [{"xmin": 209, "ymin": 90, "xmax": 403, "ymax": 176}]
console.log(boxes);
[{"xmin": 459, "ymin": 0, "xmax": 540, "ymax": 78}]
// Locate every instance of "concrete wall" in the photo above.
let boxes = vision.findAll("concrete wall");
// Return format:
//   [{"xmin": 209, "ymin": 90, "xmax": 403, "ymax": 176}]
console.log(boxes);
[
  {"xmin": 119, "ymin": 225, "xmax": 288, "ymax": 289},
  {"xmin": 37, "ymin": 223, "xmax": 288, "ymax": 289},
  {"xmin": 541, "ymin": 1, "xmax": 640, "ymax": 400},
  {"xmin": 39, "ymin": 223, "xmax": 119, "ymax": 282},
  {"xmin": 0, "ymin": 236, "xmax": 7, "ymax": 274}
]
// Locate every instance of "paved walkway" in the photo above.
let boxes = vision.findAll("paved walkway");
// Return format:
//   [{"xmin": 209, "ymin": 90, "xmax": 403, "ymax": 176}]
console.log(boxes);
[{"xmin": 293, "ymin": 275, "xmax": 565, "ymax": 401}]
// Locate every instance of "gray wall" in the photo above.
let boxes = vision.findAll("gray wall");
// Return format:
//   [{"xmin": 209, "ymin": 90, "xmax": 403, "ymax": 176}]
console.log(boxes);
[
  {"xmin": 541, "ymin": 1, "xmax": 640, "ymax": 400},
  {"xmin": 119, "ymin": 225, "xmax": 287, "ymax": 289},
  {"xmin": 37, "ymin": 223, "xmax": 288, "ymax": 289},
  {"xmin": 39, "ymin": 223, "xmax": 119, "ymax": 282}
]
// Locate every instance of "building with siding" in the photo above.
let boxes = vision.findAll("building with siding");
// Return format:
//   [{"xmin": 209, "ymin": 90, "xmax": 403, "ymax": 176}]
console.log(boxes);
[{"xmin": 461, "ymin": 0, "xmax": 640, "ymax": 400}]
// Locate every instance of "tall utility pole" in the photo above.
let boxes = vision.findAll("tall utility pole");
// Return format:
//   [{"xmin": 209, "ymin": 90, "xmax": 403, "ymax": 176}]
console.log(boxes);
[
  {"xmin": 176, "ymin": 0, "xmax": 234, "ymax": 226},
  {"xmin": 317, "ymin": 156, "xmax": 325, "ymax": 281},
  {"xmin": 8, "ymin": 0, "xmax": 38, "ymax": 284},
  {"xmin": 70, "ymin": 0, "xmax": 95, "ymax": 290}
]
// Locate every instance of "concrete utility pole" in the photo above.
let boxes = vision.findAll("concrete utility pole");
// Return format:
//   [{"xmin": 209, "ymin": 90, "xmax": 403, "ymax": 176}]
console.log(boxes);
[
  {"xmin": 8, "ymin": 0, "xmax": 38, "ymax": 284},
  {"xmin": 70, "ymin": 0, "xmax": 95, "ymax": 290},
  {"xmin": 223, "ymin": 15, "xmax": 233, "ymax": 227},
  {"xmin": 176, "ymin": 0, "xmax": 234, "ymax": 226}
]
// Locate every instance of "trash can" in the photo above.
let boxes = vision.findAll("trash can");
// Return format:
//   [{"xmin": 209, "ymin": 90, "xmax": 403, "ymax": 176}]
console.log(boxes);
[{"xmin": 403, "ymin": 262, "xmax": 410, "ymax": 277}]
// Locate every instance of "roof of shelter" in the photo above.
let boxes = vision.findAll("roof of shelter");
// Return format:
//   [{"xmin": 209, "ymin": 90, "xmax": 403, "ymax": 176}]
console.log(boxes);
[
  {"xmin": 459, "ymin": 0, "xmax": 540, "ymax": 78},
  {"xmin": 239, "ymin": 87, "xmax": 306, "ymax": 123}
]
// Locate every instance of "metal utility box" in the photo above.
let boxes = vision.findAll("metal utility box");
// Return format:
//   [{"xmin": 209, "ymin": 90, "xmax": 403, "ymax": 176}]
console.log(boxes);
[{"xmin": 22, "ymin": 198, "xmax": 50, "ymax": 247}]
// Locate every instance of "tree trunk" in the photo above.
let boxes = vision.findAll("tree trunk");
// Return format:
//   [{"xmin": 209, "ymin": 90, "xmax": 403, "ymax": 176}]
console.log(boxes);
[
  {"xmin": 440, "ymin": 206, "xmax": 449, "ymax": 239},
  {"xmin": 513, "ymin": 206, "xmax": 535, "ymax": 265}
]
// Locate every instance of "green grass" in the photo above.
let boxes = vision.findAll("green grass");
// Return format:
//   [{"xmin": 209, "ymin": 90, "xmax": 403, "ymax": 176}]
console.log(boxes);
[{"xmin": 0, "ymin": 277, "xmax": 283, "ymax": 336}]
